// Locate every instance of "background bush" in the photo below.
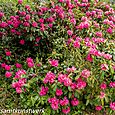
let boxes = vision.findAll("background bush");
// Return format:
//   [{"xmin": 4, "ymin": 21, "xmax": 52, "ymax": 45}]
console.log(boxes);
[{"xmin": 0, "ymin": 0, "xmax": 115, "ymax": 115}]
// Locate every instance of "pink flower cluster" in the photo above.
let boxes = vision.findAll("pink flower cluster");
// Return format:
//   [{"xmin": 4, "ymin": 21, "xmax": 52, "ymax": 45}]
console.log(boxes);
[
  {"xmin": 12, "ymin": 78, "xmax": 26, "ymax": 93},
  {"xmin": 109, "ymin": 82, "xmax": 115, "ymax": 88},
  {"xmin": 26, "ymin": 57, "xmax": 34, "ymax": 68},
  {"xmin": 5, "ymin": 71, "xmax": 12, "ymax": 78},
  {"xmin": 60, "ymin": 96, "xmax": 69, "ymax": 106},
  {"xmin": 95, "ymin": 106, "xmax": 102, "ymax": 111},
  {"xmin": 43, "ymin": 71, "xmax": 56, "ymax": 84},
  {"xmin": 81, "ymin": 69, "xmax": 90, "ymax": 78},
  {"xmin": 89, "ymin": 48, "xmax": 112, "ymax": 60},
  {"xmin": 71, "ymin": 98, "xmax": 79, "ymax": 106},
  {"xmin": 76, "ymin": 78, "xmax": 87, "ymax": 89},
  {"xmin": 39, "ymin": 86, "xmax": 48, "ymax": 96},
  {"xmin": 110, "ymin": 102, "xmax": 115, "ymax": 111},
  {"xmin": 48, "ymin": 97, "xmax": 59, "ymax": 110},
  {"xmin": 66, "ymin": 66, "xmax": 76, "ymax": 73},
  {"xmin": 14, "ymin": 69, "xmax": 26, "ymax": 79},
  {"xmin": 56, "ymin": 89, "xmax": 63, "ymax": 96},
  {"xmin": 49, "ymin": 59, "xmax": 59, "ymax": 67},
  {"xmin": 58, "ymin": 73, "xmax": 72, "ymax": 86}
]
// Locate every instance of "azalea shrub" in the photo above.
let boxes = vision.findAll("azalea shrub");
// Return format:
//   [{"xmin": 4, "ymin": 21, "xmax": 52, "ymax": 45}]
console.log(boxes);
[{"xmin": 0, "ymin": 0, "xmax": 115, "ymax": 115}]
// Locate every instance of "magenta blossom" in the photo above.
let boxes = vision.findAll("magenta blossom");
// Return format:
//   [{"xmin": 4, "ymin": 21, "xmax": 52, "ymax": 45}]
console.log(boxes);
[
  {"xmin": 19, "ymin": 39, "xmax": 25, "ymax": 45},
  {"xmin": 49, "ymin": 59, "xmax": 58, "ymax": 67},
  {"xmin": 100, "ymin": 83, "xmax": 107, "ymax": 90},
  {"xmin": 60, "ymin": 97, "xmax": 69, "ymax": 106},
  {"xmin": 56, "ymin": 89, "xmax": 63, "ymax": 96},
  {"xmin": 81, "ymin": 69, "xmax": 90, "ymax": 78},
  {"xmin": 32, "ymin": 22, "xmax": 38, "ymax": 27},
  {"xmin": 5, "ymin": 51, "xmax": 11, "ymax": 56},
  {"xmin": 15, "ymin": 63, "xmax": 22, "ymax": 68},
  {"xmin": 71, "ymin": 98, "xmax": 79, "ymax": 106},
  {"xmin": 5, "ymin": 71, "xmax": 12, "ymax": 78},
  {"xmin": 109, "ymin": 82, "xmax": 115, "ymax": 88},
  {"xmin": 67, "ymin": 30, "xmax": 73, "ymax": 36},
  {"xmin": 18, "ymin": 0, "xmax": 23, "ymax": 4},
  {"xmin": 110, "ymin": 102, "xmax": 115, "ymax": 110},
  {"xmin": 43, "ymin": 71, "xmax": 56, "ymax": 84},
  {"xmin": 39, "ymin": 86, "xmax": 48, "ymax": 96},
  {"xmin": 99, "ymin": 92, "xmax": 105, "ymax": 99},
  {"xmin": 95, "ymin": 106, "xmax": 102, "ymax": 111},
  {"xmin": 16, "ymin": 87, "xmax": 22, "ymax": 94},
  {"xmin": 101, "ymin": 64, "xmax": 109, "ymax": 71},
  {"xmin": 5, "ymin": 65, "xmax": 11, "ymax": 71},
  {"xmin": 62, "ymin": 107, "xmax": 70, "ymax": 114}
]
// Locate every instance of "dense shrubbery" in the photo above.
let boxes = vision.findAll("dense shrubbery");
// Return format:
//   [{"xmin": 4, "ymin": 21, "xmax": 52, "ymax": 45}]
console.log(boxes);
[{"xmin": 0, "ymin": 0, "xmax": 115, "ymax": 114}]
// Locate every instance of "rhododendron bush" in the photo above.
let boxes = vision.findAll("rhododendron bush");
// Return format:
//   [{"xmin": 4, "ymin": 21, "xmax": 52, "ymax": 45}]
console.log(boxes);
[{"xmin": 0, "ymin": 0, "xmax": 115, "ymax": 114}]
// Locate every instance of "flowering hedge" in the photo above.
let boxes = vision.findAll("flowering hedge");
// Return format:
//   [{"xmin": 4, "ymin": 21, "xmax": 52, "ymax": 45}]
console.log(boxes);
[{"xmin": 0, "ymin": 0, "xmax": 115, "ymax": 114}]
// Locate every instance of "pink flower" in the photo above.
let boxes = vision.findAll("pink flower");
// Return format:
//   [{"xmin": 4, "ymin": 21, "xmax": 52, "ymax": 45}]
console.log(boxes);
[
  {"xmin": 16, "ymin": 87, "xmax": 22, "ymax": 93},
  {"xmin": 58, "ymin": 74, "xmax": 67, "ymax": 83},
  {"xmin": 5, "ymin": 71, "xmax": 12, "ymax": 78},
  {"xmin": 43, "ymin": 71, "xmax": 56, "ymax": 84},
  {"xmin": 107, "ymin": 27, "xmax": 113, "ymax": 34},
  {"xmin": 73, "ymin": 41, "xmax": 80, "ymax": 48},
  {"xmin": 51, "ymin": 103, "xmax": 59, "ymax": 110},
  {"xmin": 100, "ymin": 83, "xmax": 107, "ymax": 90},
  {"xmin": 5, "ymin": 51, "xmax": 11, "ymax": 56},
  {"xmin": 109, "ymin": 82, "xmax": 115, "ymax": 88},
  {"xmin": 62, "ymin": 107, "xmax": 70, "ymax": 114},
  {"xmin": 48, "ymin": 97, "xmax": 59, "ymax": 110},
  {"xmin": 23, "ymin": 22, "xmax": 30, "ymax": 27},
  {"xmin": 67, "ymin": 30, "xmax": 73, "ymax": 36},
  {"xmin": 70, "ymin": 82, "xmax": 77, "ymax": 90},
  {"xmin": 56, "ymin": 89, "xmax": 63, "ymax": 96},
  {"xmin": 81, "ymin": 69, "xmax": 90, "ymax": 78},
  {"xmin": 14, "ymin": 69, "xmax": 26, "ymax": 79},
  {"xmin": 27, "ymin": 62, "xmax": 34, "ymax": 68},
  {"xmin": 99, "ymin": 92, "xmax": 105, "ymax": 99},
  {"xmin": 71, "ymin": 98, "xmax": 79, "ymax": 106},
  {"xmin": 110, "ymin": 102, "xmax": 115, "ymax": 110},
  {"xmin": 0, "ymin": 22, "xmax": 8, "ymax": 28},
  {"xmin": 48, "ymin": 23, "xmax": 53, "ymax": 28},
  {"xmin": 38, "ymin": 18, "xmax": 44, "ymax": 23},
  {"xmin": 26, "ymin": 57, "xmax": 34, "ymax": 68},
  {"xmin": 36, "ymin": 37, "xmax": 41, "ymax": 42},
  {"xmin": 60, "ymin": 97, "xmax": 69, "ymax": 106},
  {"xmin": 70, "ymin": 18, "xmax": 76, "ymax": 25},
  {"xmin": 19, "ymin": 39, "xmax": 25, "ymax": 45},
  {"xmin": 18, "ymin": 0, "xmax": 23, "ymax": 4},
  {"xmin": 1, "ymin": 63, "xmax": 6, "ymax": 68},
  {"xmin": 11, "ymin": 82, "xmax": 17, "ymax": 88},
  {"xmin": 39, "ymin": 86, "xmax": 48, "ymax": 96},
  {"xmin": 101, "ymin": 64, "xmax": 109, "ymax": 71},
  {"xmin": 82, "ymin": 0, "xmax": 88, "ymax": 2},
  {"xmin": 5, "ymin": 65, "xmax": 11, "ymax": 71},
  {"xmin": 26, "ymin": 57, "xmax": 33, "ymax": 63},
  {"xmin": 76, "ymin": 78, "xmax": 86, "ymax": 89},
  {"xmin": 64, "ymin": 77, "xmax": 72, "ymax": 86},
  {"xmin": 47, "ymin": 17, "xmax": 54, "ymax": 23},
  {"xmin": 95, "ymin": 32, "xmax": 103, "ymax": 37},
  {"xmin": 103, "ymin": 54, "xmax": 112, "ymax": 60},
  {"xmin": 66, "ymin": 66, "xmax": 76, "ymax": 73},
  {"xmin": 15, "ymin": 63, "xmax": 22, "ymax": 68},
  {"xmin": 58, "ymin": 0, "xmax": 64, "ymax": 2},
  {"xmin": 86, "ymin": 53, "xmax": 93, "ymax": 62},
  {"xmin": 0, "ymin": 12, "xmax": 4, "ymax": 18},
  {"xmin": 32, "ymin": 22, "xmax": 38, "ymax": 27},
  {"xmin": 95, "ymin": 106, "xmax": 102, "ymax": 111},
  {"xmin": 49, "ymin": 59, "xmax": 58, "ymax": 67},
  {"xmin": 25, "ymin": 14, "xmax": 30, "ymax": 20}
]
